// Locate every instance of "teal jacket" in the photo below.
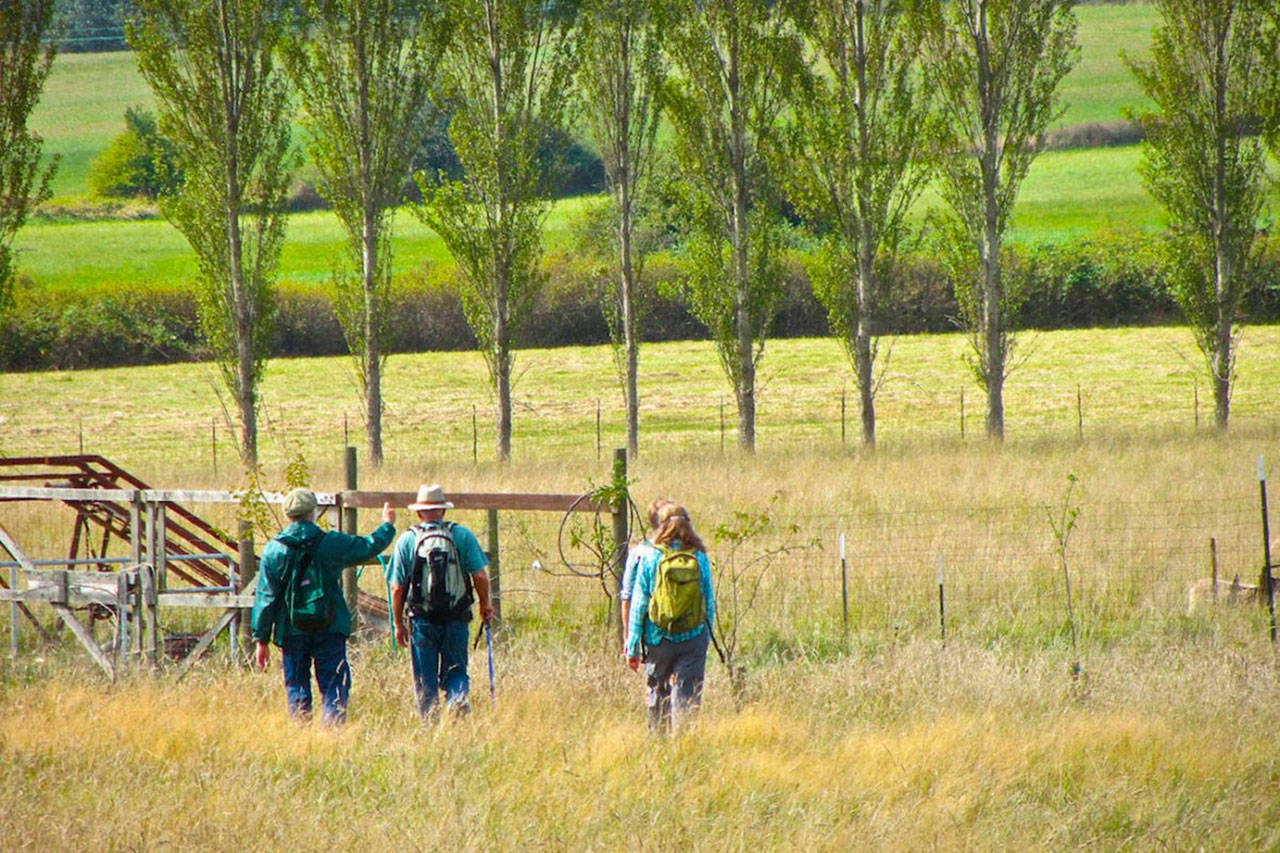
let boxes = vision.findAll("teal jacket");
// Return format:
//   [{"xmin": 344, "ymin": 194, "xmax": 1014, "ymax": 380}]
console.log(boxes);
[{"xmin": 250, "ymin": 519, "xmax": 396, "ymax": 644}]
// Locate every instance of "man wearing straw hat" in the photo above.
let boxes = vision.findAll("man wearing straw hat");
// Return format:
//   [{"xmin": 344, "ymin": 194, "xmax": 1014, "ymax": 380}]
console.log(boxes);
[
  {"xmin": 251, "ymin": 488, "xmax": 396, "ymax": 725},
  {"xmin": 387, "ymin": 484, "xmax": 494, "ymax": 718}
]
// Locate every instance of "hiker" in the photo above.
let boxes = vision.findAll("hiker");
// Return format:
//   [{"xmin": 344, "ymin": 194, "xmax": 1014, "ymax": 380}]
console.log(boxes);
[
  {"xmin": 251, "ymin": 488, "xmax": 396, "ymax": 725},
  {"xmin": 387, "ymin": 484, "xmax": 494, "ymax": 718},
  {"xmin": 625, "ymin": 502, "xmax": 716, "ymax": 731},
  {"xmin": 619, "ymin": 497, "xmax": 675, "ymax": 652}
]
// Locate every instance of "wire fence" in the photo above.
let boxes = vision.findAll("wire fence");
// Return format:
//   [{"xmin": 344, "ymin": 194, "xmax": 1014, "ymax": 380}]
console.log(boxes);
[{"xmin": 687, "ymin": 494, "xmax": 1270, "ymax": 643}]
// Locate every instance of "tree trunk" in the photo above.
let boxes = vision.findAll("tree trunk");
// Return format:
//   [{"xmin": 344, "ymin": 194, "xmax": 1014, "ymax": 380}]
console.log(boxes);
[
  {"xmin": 982, "ymin": 228, "xmax": 1005, "ymax": 442},
  {"xmin": 619, "ymin": 181, "xmax": 639, "ymax": 460},
  {"xmin": 729, "ymin": 29, "xmax": 755, "ymax": 454},
  {"xmin": 1213, "ymin": 243, "xmax": 1232, "ymax": 430},
  {"xmin": 855, "ymin": 246, "xmax": 876, "ymax": 449},
  {"xmin": 977, "ymin": 4, "xmax": 1005, "ymax": 442},
  {"xmin": 362, "ymin": 206, "xmax": 384, "ymax": 466},
  {"xmin": 494, "ymin": 261, "xmax": 512, "ymax": 463}
]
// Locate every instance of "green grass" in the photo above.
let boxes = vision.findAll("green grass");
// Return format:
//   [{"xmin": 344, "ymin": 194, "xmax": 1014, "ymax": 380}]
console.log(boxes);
[
  {"xmin": 13, "ymin": 147, "xmax": 1156, "ymax": 288},
  {"xmin": 10, "ymin": 4, "xmax": 1172, "ymax": 285},
  {"xmin": 12, "ymin": 197, "xmax": 596, "ymax": 290},
  {"xmin": 28, "ymin": 50, "xmax": 156, "ymax": 202},
  {"xmin": 27, "ymin": 4, "xmax": 1158, "ymax": 204},
  {"xmin": 1057, "ymin": 2, "xmax": 1157, "ymax": 128}
]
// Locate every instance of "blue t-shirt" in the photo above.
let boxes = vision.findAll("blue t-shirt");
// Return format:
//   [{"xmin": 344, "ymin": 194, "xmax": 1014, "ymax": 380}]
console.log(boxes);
[{"xmin": 386, "ymin": 521, "xmax": 489, "ymax": 590}]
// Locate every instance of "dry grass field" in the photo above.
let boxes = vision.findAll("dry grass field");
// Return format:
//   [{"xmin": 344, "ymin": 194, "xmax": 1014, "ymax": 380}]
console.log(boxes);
[{"xmin": 3, "ymin": 327, "xmax": 1280, "ymax": 848}]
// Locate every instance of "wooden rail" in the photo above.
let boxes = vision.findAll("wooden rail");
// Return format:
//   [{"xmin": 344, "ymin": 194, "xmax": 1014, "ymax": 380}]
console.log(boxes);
[{"xmin": 338, "ymin": 490, "xmax": 608, "ymax": 513}]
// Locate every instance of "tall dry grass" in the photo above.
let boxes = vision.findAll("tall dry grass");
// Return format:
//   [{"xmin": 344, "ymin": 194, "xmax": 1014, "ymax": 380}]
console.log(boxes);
[
  {"xmin": 3, "ymin": 635, "xmax": 1280, "ymax": 849},
  {"xmin": 4, "ymin": 328, "xmax": 1280, "ymax": 846}
]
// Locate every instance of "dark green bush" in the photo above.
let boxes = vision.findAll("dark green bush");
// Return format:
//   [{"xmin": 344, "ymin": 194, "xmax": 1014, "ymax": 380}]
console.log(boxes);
[
  {"xmin": 87, "ymin": 108, "xmax": 184, "ymax": 201},
  {"xmin": 2, "ymin": 230, "xmax": 1276, "ymax": 373}
]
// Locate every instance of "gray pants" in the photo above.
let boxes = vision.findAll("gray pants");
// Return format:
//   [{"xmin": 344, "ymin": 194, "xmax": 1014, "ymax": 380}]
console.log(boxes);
[{"xmin": 643, "ymin": 631, "xmax": 709, "ymax": 732}]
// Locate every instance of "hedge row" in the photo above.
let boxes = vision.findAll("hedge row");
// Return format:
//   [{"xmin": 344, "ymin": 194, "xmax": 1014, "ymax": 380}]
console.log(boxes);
[{"xmin": 3, "ymin": 230, "xmax": 1277, "ymax": 372}]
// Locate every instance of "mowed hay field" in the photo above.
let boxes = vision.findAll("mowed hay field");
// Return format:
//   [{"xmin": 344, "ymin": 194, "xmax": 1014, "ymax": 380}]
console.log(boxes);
[{"xmin": 4, "ymin": 328, "xmax": 1280, "ymax": 847}]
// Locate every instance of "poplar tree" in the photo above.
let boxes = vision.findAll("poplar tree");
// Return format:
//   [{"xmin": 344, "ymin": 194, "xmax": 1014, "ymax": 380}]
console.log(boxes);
[
  {"xmin": 284, "ymin": 0, "xmax": 451, "ymax": 467},
  {"xmin": 663, "ymin": 0, "xmax": 803, "ymax": 453},
  {"xmin": 129, "ymin": 0, "xmax": 295, "ymax": 469},
  {"xmin": 576, "ymin": 0, "xmax": 667, "ymax": 460},
  {"xmin": 922, "ymin": 0, "xmax": 1077, "ymax": 441},
  {"xmin": 415, "ymin": 0, "xmax": 577, "ymax": 463},
  {"xmin": 0, "ymin": 0, "xmax": 58, "ymax": 315},
  {"xmin": 789, "ymin": 0, "xmax": 933, "ymax": 448},
  {"xmin": 1127, "ymin": 0, "xmax": 1280, "ymax": 429}
]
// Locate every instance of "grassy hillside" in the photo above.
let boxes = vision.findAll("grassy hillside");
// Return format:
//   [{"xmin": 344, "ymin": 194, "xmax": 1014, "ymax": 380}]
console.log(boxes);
[
  {"xmin": 1057, "ymin": 2, "xmax": 1156, "ymax": 127},
  {"xmin": 27, "ymin": 3, "xmax": 1158, "ymax": 203}
]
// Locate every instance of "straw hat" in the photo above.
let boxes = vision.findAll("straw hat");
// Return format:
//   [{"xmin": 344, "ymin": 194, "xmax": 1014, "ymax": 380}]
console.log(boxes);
[{"xmin": 408, "ymin": 483, "xmax": 454, "ymax": 511}]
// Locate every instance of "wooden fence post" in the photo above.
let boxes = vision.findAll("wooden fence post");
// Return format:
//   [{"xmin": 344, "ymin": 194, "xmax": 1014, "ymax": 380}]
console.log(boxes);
[
  {"xmin": 156, "ymin": 503, "xmax": 168, "ymax": 591},
  {"xmin": 487, "ymin": 508, "xmax": 501, "ymax": 624},
  {"xmin": 129, "ymin": 492, "xmax": 143, "ymax": 567},
  {"xmin": 140, "ymin": 564, "xmax": 158, "ymax": 671},
  {"xmin": 343, "ymin": 446, "xmax": 359, "ymax": 634},
  {"xmin": 611, "ymin": 448, "xmax": 629, "ymax": 646},
  {"xmin": 116, "ymin": 571, "xmax": 129, "ymax": 679}
]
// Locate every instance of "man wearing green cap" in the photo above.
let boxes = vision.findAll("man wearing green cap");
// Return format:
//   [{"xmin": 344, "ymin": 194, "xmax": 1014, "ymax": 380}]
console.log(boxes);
[{"xmin": 251, "ymin": 488, "xmax": 396, "ymax": 724}]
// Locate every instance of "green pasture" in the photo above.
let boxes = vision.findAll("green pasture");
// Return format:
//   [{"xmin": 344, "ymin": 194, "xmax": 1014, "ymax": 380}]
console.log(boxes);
[
  {"xmin": 26, "ymin": 3, "xmax": 1157, "ymax": 203},
  {"xmin": 12, "ymin": 197, "xmax": 596, "ymax": 291},
  {"xmin": 1057, "ymin": 2, "xmax": 1155, "ymax": 128},
  {"xmin": 12, "ymin": 146, "xmax": 1157, "ymax": 290},
  {"xmin": 10, "ymin": 3, "xmax": 1172, "ymax": 286}
]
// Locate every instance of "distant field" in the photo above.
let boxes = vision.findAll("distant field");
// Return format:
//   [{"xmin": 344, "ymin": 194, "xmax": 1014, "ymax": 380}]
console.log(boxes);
[
  {"xmin": 13, "ymin": 196, "xmax": 598, "ymax": 290},
  {"xmin": 13, "ymin": 144, "xmax": 1157, "ymax": 289},
  {"xmin": 27, "ymin": 4, "xmax": 1157, "ymax": 203},
  {"xmin": 1057, "ymin": 2, "xmax": 1155, "ymax": 128}
]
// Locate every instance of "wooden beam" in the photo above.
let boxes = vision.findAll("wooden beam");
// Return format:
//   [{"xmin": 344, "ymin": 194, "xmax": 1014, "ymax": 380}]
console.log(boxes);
[
  {"xmin": 0, "ymin": 486, "xmax": 337, "ymax": 506},
  {"xmin": 173, "ymin": 608, "xmax": 238, "ymax": 682},
  {"xmin": 340, "ymin": 490, "xmax": 605, "ymax": 513},
  {"xmin": 50, "ymin": 603, "xmax": 114, "ymax": 680},
  {"xmin": 155, "ymin": 592, "xmax": 256, "ymax": 608},
  {"xmin": 0, "ymin": 486, "xmax": 135, "ymax": 501}
]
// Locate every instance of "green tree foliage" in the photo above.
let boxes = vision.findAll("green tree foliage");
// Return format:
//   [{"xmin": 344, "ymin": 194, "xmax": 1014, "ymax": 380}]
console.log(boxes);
[
  {"xmin": 663, "ymin": 0, "xmax": 804, "ymax": 453},
  {"xmin": 577, "ymin": 0, "xmax": 667, "ymax": 459},
  {"xmin": 0, "ymin": 0, "xmax": 58, "ymax": 315},
  {"xmin": 414, "ymin": 0, "xmax": 577, "ymax": 463},
  {"xmin": 922, "ymin": 0, "xmax": 1078, "ymax": 441},
  {"xmin": 788, "ymin": 0, "xmax": 933, "ymax": 448},
  {"xmin": 283, "ymin": 0, "xmax": 451, "ymax": 468},
  {"xmin": 1127, "ymin": 0, "xmax": 1280, "ymax": 430},
  {"xmin": 87, "ymin": 106, "xmax": 183, "ymax": 199},
  {"xmin": 128, "ymin": 0, "xmax": 295, "ymax": 469}
]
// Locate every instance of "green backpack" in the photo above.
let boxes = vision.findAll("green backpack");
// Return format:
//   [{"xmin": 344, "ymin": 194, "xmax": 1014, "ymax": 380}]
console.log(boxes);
[
  {"xmin": 647, "ymin": 545, "xmax": 705, "ymax": 634},
  {"xmin": 280, "ymin": 532, "xmax": 333, "ymax": 633}
]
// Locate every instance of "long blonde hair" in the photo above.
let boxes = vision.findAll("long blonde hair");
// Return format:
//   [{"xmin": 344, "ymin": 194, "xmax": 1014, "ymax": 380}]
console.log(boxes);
[{"xmin": 652, "ymin": 503, "xmax": 705, "ymax": 552}]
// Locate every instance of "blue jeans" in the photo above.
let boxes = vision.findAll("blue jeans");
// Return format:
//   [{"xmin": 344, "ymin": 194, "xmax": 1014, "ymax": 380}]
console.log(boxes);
[
  {"xmin": 280, "ymin": 632, "xmax": 350, "ymax": 725},
  {"xmin": 409, "ymin": 617, "xmax": 471, "ymax": 717}
]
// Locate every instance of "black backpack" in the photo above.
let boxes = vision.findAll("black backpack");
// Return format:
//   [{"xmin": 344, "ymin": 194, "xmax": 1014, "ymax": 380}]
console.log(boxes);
[
  {"xmin": 278, "ymin": 532, "xmax": 333, "ymax": 633},
  {"xmin": 408, "ymin": 521, "xmax": 474, "ymax": 623}
]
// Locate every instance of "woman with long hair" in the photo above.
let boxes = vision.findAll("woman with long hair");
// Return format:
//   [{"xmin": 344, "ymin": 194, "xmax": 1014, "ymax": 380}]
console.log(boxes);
[
  {"xmin": 624, "ymin": 502, "xmax": 716, "ymax": 731},
  {"xmin": 618, "ymin": 497, "xmax": 674, "ymax": 650}
]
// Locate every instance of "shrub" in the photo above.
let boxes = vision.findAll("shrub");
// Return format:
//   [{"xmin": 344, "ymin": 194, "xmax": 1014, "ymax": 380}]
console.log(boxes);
[
  {"xmin": 87, "ymin": 108, "xmax": 183, "ymax": 201},
  {"xmin": 3, "ymin": 230, "xmax": 1275, "ymax": 373}
]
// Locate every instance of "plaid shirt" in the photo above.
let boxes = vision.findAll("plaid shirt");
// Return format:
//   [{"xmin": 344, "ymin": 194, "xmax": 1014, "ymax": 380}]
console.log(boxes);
[{"xmin": 624, "ymin": 542, "xmax": 715, "ymax": 658}]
